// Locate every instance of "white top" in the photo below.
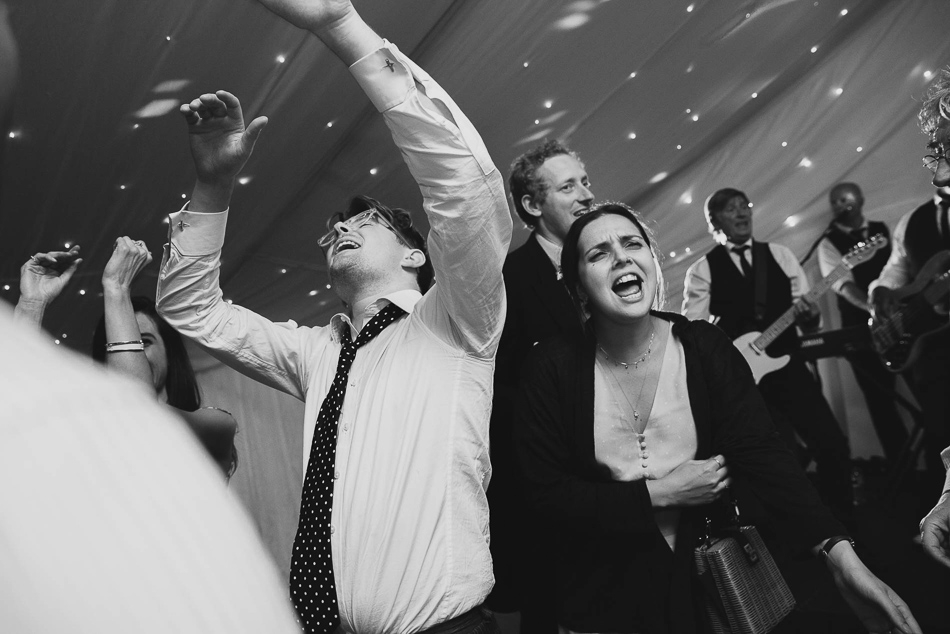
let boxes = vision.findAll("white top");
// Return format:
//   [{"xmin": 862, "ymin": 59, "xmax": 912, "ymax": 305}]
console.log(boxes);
[
  {"xmin": 0, "ymin": 307, "xmax": 299, "ymax": 633},
  {"xmin": 593, "ymin": 330, "xmax": 697, "ymax": 551},
  {"xmin": 817, "ymin": 219, "xmax": 872, "ymax": 294},
  {"xmin": 681, "ymin": 239, "xmax": 811, "ymax": 321},
  {"xmin": 156, "ymin": 41, "xmax": 511, "ymax": 634}
]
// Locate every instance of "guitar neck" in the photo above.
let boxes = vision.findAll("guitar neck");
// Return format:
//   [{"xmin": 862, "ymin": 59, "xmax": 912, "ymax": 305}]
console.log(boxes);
[{"xmin": 754, "ymin": 263, "xmax": 851, "ymax": 350}]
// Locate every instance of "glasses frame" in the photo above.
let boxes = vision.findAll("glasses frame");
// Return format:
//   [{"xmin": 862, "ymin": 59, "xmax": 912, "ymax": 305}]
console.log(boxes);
[
  {"xmin": 923, "ymin": 143, "xmax": 949, "ymax": 173},
  {"xmin": 317, "ymin": 208, "xmax": 402, "ymax": 250}
]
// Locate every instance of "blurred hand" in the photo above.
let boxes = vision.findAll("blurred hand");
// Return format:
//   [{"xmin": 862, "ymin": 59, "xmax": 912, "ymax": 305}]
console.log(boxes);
[
  {"xmin": 652, "ymin": 455, "xmax": 731, "ymax": 508},
  {"xmin": 254, "ymin": 0, "xmax": 355, "ymax": 33},
  {"xmin": 920, "ymin": 492, "xmax": 950, "ymax": 569},
  {"xmin": 179, "ymin": 90, "xmax": 267, "ymax": 187},
  {"xmin": 869, "ymin": 287, "xmax": 899, "ymax": 323},
  {"xmin": 793, "ymin": 297, "xmax": 821, "ymax": 331},
  {"xmin": 19, "ymin": 245, "xmax": 82, "ymax": 306},
  {"xmin": 101, "ymin": 237, "xmax": 152, "ymax": 292}
]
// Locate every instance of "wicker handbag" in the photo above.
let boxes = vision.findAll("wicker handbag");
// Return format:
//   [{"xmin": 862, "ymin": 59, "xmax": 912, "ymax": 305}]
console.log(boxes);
[{"xmin": 694, "ymin": 499, "xmax": 795, "ymax": 634}]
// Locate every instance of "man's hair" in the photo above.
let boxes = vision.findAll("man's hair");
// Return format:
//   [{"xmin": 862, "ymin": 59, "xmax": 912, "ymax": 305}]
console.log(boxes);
[
  {"xmin": 508, "ymin": 139, "xmax": 581, "ymax": 228},
  {"xmin": 328, "ymin": 195, "xmax": 434, "ymax": 293},
  {"xmin": 703, "ymin": 187, "xmax": 749, "ymax": 237},
  {"xmin": 919, "ymin": 66, "xmax": 950, "ymax": 137},
  {"xmin": 560, "ymin": 201, "xmax": 665, "ymax": 320}
]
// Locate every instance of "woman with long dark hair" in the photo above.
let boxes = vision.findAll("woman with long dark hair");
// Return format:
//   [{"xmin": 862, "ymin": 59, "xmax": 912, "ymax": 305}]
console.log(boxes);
[{"xmin": 513, "ymin": 202, "xmax": 920, "ymax": 634}]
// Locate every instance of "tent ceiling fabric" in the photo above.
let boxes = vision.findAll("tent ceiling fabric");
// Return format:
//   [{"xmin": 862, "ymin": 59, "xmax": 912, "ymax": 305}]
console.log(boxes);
[{"xmin": 2, "ymin": 0, "xmax": 949, "ymax": 353}]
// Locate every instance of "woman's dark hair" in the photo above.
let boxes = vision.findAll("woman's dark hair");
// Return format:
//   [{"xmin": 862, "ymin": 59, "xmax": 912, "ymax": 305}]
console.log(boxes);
[
  {"xmin": 92, "ymin": 296, "xmax": 238, "ymax": 477},
  {"xmin": 560, "ymin": 201, "xmax": 665, "ymax": 319},
  {"xmin": 92, "ymin": 296, "xmax": 200, "ymax": 411}
]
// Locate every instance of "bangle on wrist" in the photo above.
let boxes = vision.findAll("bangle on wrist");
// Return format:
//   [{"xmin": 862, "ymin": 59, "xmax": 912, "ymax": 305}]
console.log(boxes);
[
  {"xmin": 819, "ymin": 535, "xmax": 854, "ymax": 558},
  {"xmin": 106, "ymin": 340, "xmax": 144, "ymax": 353}
]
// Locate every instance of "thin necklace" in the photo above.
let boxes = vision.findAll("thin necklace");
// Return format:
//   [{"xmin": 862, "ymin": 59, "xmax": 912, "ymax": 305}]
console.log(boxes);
[{"xmin": 598, "ymin": 327, "xmax": 656, "ymax": 371}]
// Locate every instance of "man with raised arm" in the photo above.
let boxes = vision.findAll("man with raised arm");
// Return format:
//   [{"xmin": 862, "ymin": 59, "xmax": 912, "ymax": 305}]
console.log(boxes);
[{"xmin": 156, "ymin": 1, "xmax": 511, "ymax": 632}]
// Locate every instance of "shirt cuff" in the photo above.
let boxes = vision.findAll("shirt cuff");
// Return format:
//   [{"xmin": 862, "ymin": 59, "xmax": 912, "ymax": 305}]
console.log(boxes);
[
  {"xmin": 167, "ymin": 206, "xmax": 228, "ymax": 256},
  {"xmin": 349, "ymin": 40, "xmax": 415, "ymax": 113}
]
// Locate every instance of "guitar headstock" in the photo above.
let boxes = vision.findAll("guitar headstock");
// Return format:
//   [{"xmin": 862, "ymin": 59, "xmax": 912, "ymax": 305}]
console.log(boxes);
[{"xmin": 844, "ymin": 233, "xmax": 888, "ymax": 267}]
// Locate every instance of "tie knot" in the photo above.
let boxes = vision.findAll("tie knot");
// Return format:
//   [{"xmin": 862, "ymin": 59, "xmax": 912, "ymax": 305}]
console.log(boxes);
[
  {"xmin": 354, "ymin": 302, "xmax": 406, "ymax": 348},
  {"xmin": 731, "ymin": 245, "xmax": 749, "ymax": 255}
]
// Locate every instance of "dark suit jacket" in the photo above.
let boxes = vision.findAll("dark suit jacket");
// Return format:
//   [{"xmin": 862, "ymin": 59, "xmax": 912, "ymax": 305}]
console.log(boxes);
[{"xmin": 487, "ymin": 233, "xmax": 581, "ymax": 607}]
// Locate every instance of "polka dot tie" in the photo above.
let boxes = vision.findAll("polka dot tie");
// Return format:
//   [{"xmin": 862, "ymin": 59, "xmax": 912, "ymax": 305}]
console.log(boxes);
[{"xmin": 289, "ymin": 302, "xmax": 406, "ymax": 633}]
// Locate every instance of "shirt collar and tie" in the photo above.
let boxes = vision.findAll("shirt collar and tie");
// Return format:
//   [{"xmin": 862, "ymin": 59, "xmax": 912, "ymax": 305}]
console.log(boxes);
[
  {"xmin": 727, "ymin": 239, "xmax": 754, "ymax": 277},
  {"xmin": 329, "ymin": 289, "xmax": 421, "ymax": 344}
]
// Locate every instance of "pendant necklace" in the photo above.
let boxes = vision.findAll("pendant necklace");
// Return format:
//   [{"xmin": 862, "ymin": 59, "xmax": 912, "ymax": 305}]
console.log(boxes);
[{"xmin": 597, "ymin": 327, "xmax": 656, "ymax": 371}]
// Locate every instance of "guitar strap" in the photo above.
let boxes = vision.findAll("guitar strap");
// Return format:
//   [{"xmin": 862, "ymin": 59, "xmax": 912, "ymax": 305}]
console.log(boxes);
[{"xmin": 752, "ymin": 241, "xmax": 769, "ymax": 322}]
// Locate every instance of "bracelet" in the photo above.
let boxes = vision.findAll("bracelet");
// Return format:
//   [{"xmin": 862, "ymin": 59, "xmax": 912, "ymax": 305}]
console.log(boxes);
[
  {"xmin": 105, "ymin": 341, "xmax": 145, "ymax": 353},
  {"xmin": 106, "ymin": 340, "xmax": 144, "ymax": 348},
  {"xmin": 819, "ymin": 535, "xmax": 855, "ymax": 558}
]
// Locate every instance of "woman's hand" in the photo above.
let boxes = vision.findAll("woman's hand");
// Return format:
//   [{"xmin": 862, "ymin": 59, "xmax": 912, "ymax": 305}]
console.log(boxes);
[
  {"xmin": 101, "ymin": 237, "xmax": 152, "ymax": 293},
  {"xmin": 14, "ymin": 246, "xmax": 82, "ymax": 326},
  {"xmin": 824, "ymin": 541, "xmax": 922, "ymax": 634},
  {"xmin": 647, "ymin": 455, "xmax": 731, "ymax": 508}
]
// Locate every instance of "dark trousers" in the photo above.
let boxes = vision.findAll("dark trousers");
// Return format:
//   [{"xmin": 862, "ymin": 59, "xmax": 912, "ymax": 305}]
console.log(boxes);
[
  {"xmin": 417, "ymin": 607, "xmax": 501, "ymax": 634},
  {"xmin": 758, "ymin": 360, "xmax": 853, "ymax": 514},
  {"xmin": 905, "ymin": 329, "xmax": 950, "ymax": 480},
  {"xmin": 845, "ymin": 347, "xmax": 908, "ymax": 465}
]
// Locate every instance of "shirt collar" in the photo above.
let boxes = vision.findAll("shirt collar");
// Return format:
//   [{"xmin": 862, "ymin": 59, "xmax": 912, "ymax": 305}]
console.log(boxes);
[
  {"xmin": 726, "ymin": 238, "xmax": 753, "ymax": 250},
  {"xmin": 833, "ymin": 218, "xmax": 869, "ymax": 234},
  {"xmin": 329, "ymin": 289, "xmax": 421, "ymax": 343},
  {"xmin": 534, "ymin": 231, "xmax": 563, "ymax": 278}
]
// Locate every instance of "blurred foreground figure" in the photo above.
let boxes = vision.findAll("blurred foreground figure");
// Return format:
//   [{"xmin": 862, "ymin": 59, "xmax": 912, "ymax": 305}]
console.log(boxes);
[{"xmin": 0, "ymin": 303, "xmax": 299, "ymax": 632}]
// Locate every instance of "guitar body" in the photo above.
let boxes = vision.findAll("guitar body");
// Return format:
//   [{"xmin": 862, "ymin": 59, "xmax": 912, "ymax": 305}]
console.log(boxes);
[
  {"xmin": 733, "ymin": 331, "xmax": 790, "ymax": 384},
  {"xmin": 871, "ymin": 250, "xmax": 950, "ymax": 373}
]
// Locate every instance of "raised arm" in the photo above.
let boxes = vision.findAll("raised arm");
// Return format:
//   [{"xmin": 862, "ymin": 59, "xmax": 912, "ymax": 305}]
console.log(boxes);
[
  {"xmin": 255, "ymin": 0, "xmax": 512, "ymax": 356},
  {"xmin": 100, "ymin": 237, "xmax": 157, "ymax": 393},
  {"xmin": 14, "ymin": 246, "xmax": 82, "ymax": 327}
]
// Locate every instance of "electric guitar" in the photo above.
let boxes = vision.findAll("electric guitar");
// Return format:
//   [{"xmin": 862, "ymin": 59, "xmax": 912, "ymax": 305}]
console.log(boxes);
[
  {"xmin": 870, "ymin": 250, "xmax": 950, "ymax": 373},
  {"xmin": 733, "ymin": 234, "xmax": 888, "ymax": 384}
]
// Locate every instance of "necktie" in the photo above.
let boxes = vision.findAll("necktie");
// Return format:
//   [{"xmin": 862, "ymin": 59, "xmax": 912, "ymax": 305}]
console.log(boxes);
[
  {"xmin": 731, "ymin": 244, "xmax": 753, "ymax": 278},
  {"xmin": 290, "ymin": 302, "xmax": 406, "ymax": 633}
]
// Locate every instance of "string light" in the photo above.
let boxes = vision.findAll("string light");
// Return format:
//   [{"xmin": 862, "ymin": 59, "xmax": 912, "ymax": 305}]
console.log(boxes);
[
  {"xmin": 650, "ymin": 172, "xmax": 669, "ymax": 183},
  {"xmin": 238, "ymin": 176, "xmax": 252, "ymax": 185},
  {"xmin": 686, "ymin": 4, "xmax": 695, "ymax": 12},
  {"xmin": 3, "ymin": 285, "xmax": 9, "ymax": 291},
  {"xmin": 781, "ymin": 141, "xmax": 788, "ymax": 147},
  {"xmin": 799, "ymin": 157, "xmax": 813, "ymax": 168},
  {"xmin": 132, "ymin": 124, "xmax": 140, "ymax": 130},
  {"xmin": 784, "ymin": 216, "xmax": 799, "ymax": 227},
  {"xmin": 327, "ymin": 121, "xmax": 334, "ymax": 128},
  {"xmin": 832, "ymin": 87, "xmax": 843, "ymax": 96},
  {"xmin": 54, "ymin": 339, "xmax": 61, "ymax": 345},
  {"xmin": 924, "ymin": 70, "xmax": 934, "ymax": 80},
  {"xmin": 309, "ymin": 290, "xmax": 318, "ymax": 296},
  {"xmin": 856, "ymin": 146, "xmax": 863, "ymax": 152},
  {"xmin": 676, "ymin": 145, "xmax": 682, "ymax": 150},
  {"xmin": 165, "ymin": 36, "xmax": 171, "ymax": 42},
  {"xmin": 64, "ymin": 242, "xmax": 72, "ymax": 249},
  {"xmin": 628, "ymin": 132, "xmax": 637, "ymax": 140},
  {"xmin": 7, "ymin": 130, "xmax": 15, "ymax": 139},
  {"xmin": 691, "ymin": 114, "xmax": 699, "ymax": 122},
  {"xmin": 751, "ymin": 92, "xmax": 758, "ymax": 98},
  {"xmin": 629, "ymin": 72, "xmax": 637, "ymax": 79},
  {"xmin": 810, "ymin": 45, "xmax": 818, "ymax": 53},
  {"xmin": 326, "ymin": 284, "xmax": 332, "ymax": 289},
  {"xmin": 280, "ymin": 268, "xmax": 287, "ymax": 274},
  {"xmin": 839, "ymin": 8, "xmax": 848, "ymax": 16},
  {"xmin": 119, "ymin": 185, "xmax": 127, "ymax": 190},
  {"xmin": 523, "ymin": 61, "xmax": 529, "ymax": 68},
  {"xmin": 276, "ymin": 55, "xmax": 286, "ymax": 63},
  {"xmin": 369, "ymin": 168, "xmax": 378, "ymax": 175},
  {"xmin": 79, "ymin": 289, "xmax": 86, "ymax": 295},
  {"xmin": 544, "ymin": 100, "xmax": 553, "ymax": 109}
]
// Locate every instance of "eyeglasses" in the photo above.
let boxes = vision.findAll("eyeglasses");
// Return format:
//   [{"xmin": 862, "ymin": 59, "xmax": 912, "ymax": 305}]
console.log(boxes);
[
  {"xmin": 721, "ymin": 201, "xmax": 752, "ymax": 215},
  {"xmin": 317, "ymin": 209, "xmax": 401, "ymax": 249},
  {"xmin": 923, "ymin": 145, "xmax": 948, "ymax": 172}
]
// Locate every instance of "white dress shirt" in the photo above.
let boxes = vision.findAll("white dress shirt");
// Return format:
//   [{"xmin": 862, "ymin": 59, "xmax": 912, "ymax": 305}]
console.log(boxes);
[
  {"xmin": 156, "ymin": 41, "xmax": 511, "ymax": 634},
  {"xmin": 681, "ymin": 239, "xmax": 811, "ymax": 321}
]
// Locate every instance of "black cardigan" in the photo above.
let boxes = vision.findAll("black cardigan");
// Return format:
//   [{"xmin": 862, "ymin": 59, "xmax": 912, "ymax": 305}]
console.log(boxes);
[{"xmin": 513, "ymin": 311, "xmax": 844, "ymax": 634}]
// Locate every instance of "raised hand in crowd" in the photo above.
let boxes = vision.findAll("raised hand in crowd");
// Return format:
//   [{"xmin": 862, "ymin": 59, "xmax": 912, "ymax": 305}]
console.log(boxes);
[
  {"xmin": 180, "ymin": 90, "xmax": 267, "ymax": 213},
  {"xmin": 15, "ymin": 245, "xmax": 83, "ymax": 326}
]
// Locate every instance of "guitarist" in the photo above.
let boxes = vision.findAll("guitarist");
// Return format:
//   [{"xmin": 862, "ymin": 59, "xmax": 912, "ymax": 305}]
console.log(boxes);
[
  {"xmin": 869, "ymin": 157, "xmax": 950, "ymax": 503},
  {"xmin": 818, "ymin": 183, "xmax": 907, "ymax": 467},
  {"xmin": 683, "ymin": 187, "xmax": 853, "ymax": 518}
]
